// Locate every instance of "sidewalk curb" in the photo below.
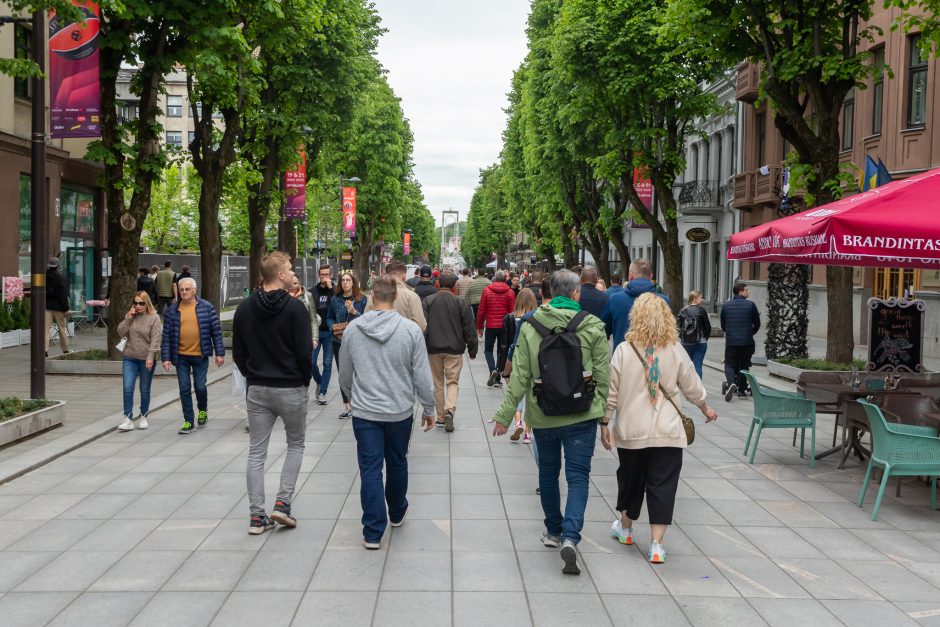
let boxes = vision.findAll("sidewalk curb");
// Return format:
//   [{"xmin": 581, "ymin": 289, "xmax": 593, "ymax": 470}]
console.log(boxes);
[
  {"xmin": 0, "ymin": 366, "xmax": 233, "ymax": 486},
  {"xmin": 703, "ymin": 357, "xmax": 792, "ymax": 392}
]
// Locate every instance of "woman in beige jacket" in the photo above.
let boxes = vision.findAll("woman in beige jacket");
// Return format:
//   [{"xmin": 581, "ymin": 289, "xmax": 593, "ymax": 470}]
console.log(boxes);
[
  {"xmin": 117, "ymin": 292, "xmax": 163, "ymax": 431},
  {"xmin": 601, "ymin": 293, "xmax": 717, "ymax": 563}
]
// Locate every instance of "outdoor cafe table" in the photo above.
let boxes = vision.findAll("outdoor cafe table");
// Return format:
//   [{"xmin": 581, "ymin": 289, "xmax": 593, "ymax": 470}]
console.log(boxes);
[{"xmin": 800, "ymin": 382, "xmax": 876, "ymax": 466}]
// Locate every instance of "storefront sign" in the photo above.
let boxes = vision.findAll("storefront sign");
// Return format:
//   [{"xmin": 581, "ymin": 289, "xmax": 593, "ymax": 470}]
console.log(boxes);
[
  {"xmin": 686, "ymin": 227, "xmax": 711, "ymax": 243},
  {"xmin": 867, "ymin": 297, "xmax": 925, "ymax": 373},
  {"xmin": 49, "ymin": 1, "xmax": 101, "ymax": 138}
]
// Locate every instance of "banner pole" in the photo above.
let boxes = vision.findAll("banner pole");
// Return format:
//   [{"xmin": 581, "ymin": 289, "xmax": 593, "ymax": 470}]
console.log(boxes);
[{"xmin": 30, "ymin": 9, "xmax": 47, "ymax": 399}]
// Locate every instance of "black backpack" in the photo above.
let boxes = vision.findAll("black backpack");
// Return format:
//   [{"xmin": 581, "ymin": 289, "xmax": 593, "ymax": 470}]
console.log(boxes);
[
  {"xmin": 678, "ymin": 307, "xmax": 701, "ymax": 345},
  {"xmin": 526, "ymin": 311, "xmax": 596, "ymax": 416}
]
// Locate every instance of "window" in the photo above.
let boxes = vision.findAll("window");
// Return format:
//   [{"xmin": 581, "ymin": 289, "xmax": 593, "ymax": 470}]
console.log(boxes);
[
  {"xmin": 908, "ymin": 35, "xmax": 928, "ymax": 127},
  {"xmin": 841, "ymin": 88, "xmax": 855, "ymax": 150},
  {"xmin": 14, "ymin": 24, "xmax": 32, "ymax": 99},
  {"xmin": 118, "ymin": 101, "xmax": 138, "ymax": 122},
  {"xmin": 166, "ymin": 131, "xmax": 182, "ymax": 147},
  {"xmin": 188, "ymin": 131, "xmax": 195, "ymax": 146},
  {"xmin": 872, "ymin": 47, "xmax": 885, "ymax": 135},
  {"xmin": 756, "ymin": 112, "xmax": 766, "ymax": 165},
  {"xmin": 167, "ymin": 95, "xmax": 183, "ymax": 117}
]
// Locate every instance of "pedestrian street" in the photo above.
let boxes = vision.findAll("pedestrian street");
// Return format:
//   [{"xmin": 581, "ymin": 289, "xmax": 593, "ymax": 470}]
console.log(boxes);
[{"xmin": 1, "ymin": 355, "xmax": 940, "ymax": 626}]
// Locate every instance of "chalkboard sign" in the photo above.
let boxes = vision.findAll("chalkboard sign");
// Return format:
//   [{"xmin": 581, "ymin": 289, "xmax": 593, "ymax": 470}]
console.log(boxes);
[{"xmin": 867, "ymin": 297, "xmax": 925, "ymax": 373}]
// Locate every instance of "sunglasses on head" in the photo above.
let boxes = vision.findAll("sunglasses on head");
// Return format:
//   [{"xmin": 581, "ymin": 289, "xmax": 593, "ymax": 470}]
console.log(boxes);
[{"xmin": 133, "ymin": 301, "xmax": 145, "ymax": 306}]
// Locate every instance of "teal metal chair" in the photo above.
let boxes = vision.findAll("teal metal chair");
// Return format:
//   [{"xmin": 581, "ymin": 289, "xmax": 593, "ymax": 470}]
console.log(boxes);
[
  {"xmin": 742, "ymin": 371, "xmax": 817, "ymax": 466},
  {"xmin": 856, "ymin": 400, "xmax": 940, "ymax": 520}
]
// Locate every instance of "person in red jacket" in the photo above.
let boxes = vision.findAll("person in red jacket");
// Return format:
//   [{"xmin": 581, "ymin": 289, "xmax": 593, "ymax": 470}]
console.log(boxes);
[{"xmin": 477, "ymin": 270, "xmax": 516, "ymax": 387}]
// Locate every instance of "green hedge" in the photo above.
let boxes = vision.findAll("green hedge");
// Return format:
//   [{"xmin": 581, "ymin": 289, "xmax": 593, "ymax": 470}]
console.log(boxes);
[
  {"xmin": 0, "ymin": 397, "xmax": 53, "ymax": 422},
  {"xmin": 775, "ymin": 357, "xmax": 867, "ymax": 371}
]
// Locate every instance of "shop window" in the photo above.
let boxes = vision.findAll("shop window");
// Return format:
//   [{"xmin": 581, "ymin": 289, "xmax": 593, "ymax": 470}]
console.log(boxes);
[
  {"xmin": 908, "ymin": 35, "xmax": 928, "ymax": 128},
  {"xmin": 874, "ymin": 268, "xmax": 920, "ymax": 299},
  {"xmin": 872, "ymin": 47, "xmax": 885, "ymax": 135}
]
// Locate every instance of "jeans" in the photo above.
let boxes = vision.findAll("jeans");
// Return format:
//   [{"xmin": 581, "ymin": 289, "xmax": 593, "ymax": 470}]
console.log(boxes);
[
  {"xmin": 533, "ymin": 420, "xmax": 597, "ymax": 544},
  {"xmin": 122, "ymin": 357, "xmax": 155, "ymax": 418},
  {"xmin": 724, "ymin": 344, "xmax": 755, "ymax": 391},
  {"xmin": 312, "ymin": 331, "xmax": 333, "ymax": 395},
  {"xmin": 246, "ymin": 385, "xmax": 308, "ymax": 516},
  {"xmin": 483, "ymin": 328, "xmax": 502, "ymax": 373},
  {"xmin": 683, "ymin": 342, "xmax": 707, "ymax": 379},
  {"xmin": 353, "ymin": 416, "xmax": 413, "ymax": 542},
  {"xmin": 176, "ymin": 354, "xmax": 209, "ymax": 422}
]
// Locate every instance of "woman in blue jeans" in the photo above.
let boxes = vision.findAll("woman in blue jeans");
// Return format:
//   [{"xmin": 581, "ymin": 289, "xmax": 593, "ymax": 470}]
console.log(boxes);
[
  {"xmin": 117, "ymin": 292, "xmax": 163, "ymax": 431},
  {"xmin": 677, "ymin": 290, "xmax": 711, "ymax": 378}
]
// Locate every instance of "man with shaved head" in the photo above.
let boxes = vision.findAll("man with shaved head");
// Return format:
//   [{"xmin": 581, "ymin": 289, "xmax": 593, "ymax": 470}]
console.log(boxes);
[
  {"xmin": 162, "ymin": 277, "xmax": 225, "ymax": 434},
  {"xmin": 577, "ymin": 266, "xmax": 608, "ymax": 318}
]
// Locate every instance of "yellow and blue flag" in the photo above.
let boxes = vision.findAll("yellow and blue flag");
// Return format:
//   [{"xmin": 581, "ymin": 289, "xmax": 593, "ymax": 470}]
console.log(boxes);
[
  {"xmin": 862, "ymin": 155, "xmax": 878, "ymax": 191},
  {"xmin": 876, "ymin": 158, "xmax": 892, "ymax": 187}
]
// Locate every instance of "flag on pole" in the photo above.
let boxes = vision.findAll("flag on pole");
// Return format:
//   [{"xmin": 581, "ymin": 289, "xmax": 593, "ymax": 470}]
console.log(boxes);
[
  {"xmin": 862, "ymin": 155, "xmax": 878, "ymax": 191},
  {"xmin": 49, "ymin": 1, "xmax": 101, "ymax": 138},
  {"xmin": 876, "ymin": 158, "xmax": 893, "ymax": 187}
]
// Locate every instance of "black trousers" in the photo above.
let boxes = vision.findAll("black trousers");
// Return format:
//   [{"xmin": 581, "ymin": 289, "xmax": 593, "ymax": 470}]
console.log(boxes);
[
  {"xmin": 616, "ymin": 447, "xmax": 683, "ymax": 525},
  {"xmin": 724, "ymin": 344, "xmax": 755, "ymax": 391},
  {"xmin": 333, "ymin": 340, "xmax": 349, "ymax": 404}
]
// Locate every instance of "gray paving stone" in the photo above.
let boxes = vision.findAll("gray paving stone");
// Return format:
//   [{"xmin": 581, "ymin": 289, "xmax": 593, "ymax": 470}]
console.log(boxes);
[
  {"xmin": 453, "ymin": 518, "xmax": 515, "ymax": 553},
  {"xmin": 652, "ymin": 555, "xmax": 742, "ymax": 597},
  {"xmin": 527, "ymin": 592, "xmax": 612, "ymax": 626},
  {"xmin": 2, "ymin": 493, "xmax": 86, "ymax": 520},
  {"xmin": 199, "ymin": 518, "xmax": 271, "ymax": 551},
  {"xmin": 373, "ymin": 591, "xmax": 452, "ymax": 627},
  {"xmin": 262, "ymin": 519, "xmax": 335, "ymax": 552},
  {"xmin": 163, "ymin": 550, "xmax": 255, "ymax": 591},
  {"xmin": 15, "ymin": 550, "xmax": 126, "ymax": 592},
  {"xmin": 293, "ymin": 590, "xmax": 377, "ymax": 627},
  {"xmin": 602, "ymin": 594, "xmax": 690, "ymax": 626},
  {"xmin": 0, "ymin": 519, "xmax": 38, "ymax": 550},
  {"xmin": 382, "ymin": 550, "xmax": 452, "ymax": 591},
  {"xmin": 211, "ymin": 590, "xmax": 302, "ymax": 626},
  {"xmin": 90, "ymin": 550, "xmax": 191, "ymax": 592},
  {"xmin": 709, "ymin": 556, "xmax": 812, "ymax": 598},
  {"xmin": 673, "ymin": 596, "xmax": 767, "ymax": 626},
  {"xmin": 840, "ymin": 559, "xmax": 940, "ymax": 603},
  {"xmin": 0, "ymin": 552, "xmax": 60, "ymax": 592},
  {"xmin": 851, "ymin": 529, "xmax": 940, "ymax": 563},
  {"xmin": 136, "ymin": 518, "xmax": 219, "ymax": 550},
  {"xmin": 308, "ymin": 548, "xmax": 387, "ymax": 590},
  {"xmin": 453, "ymin": 549, "xmax": 523, "ymax": 591},
  {"xmin": 388, "ymin": 518, "xmax": 452, "ymax": 551},
  {"xmin": 4, "ymin": 517, "xmax": 99, "ymax": 551},
  {"xmin": 450, "ymin": 472, "xmax": 502, "ymax": 494},
  {"xmin": 516, "ymin": 550, "xmax": 598, "ymax": 593},
  {"xmin": 115, "ymin": 492, "xmax": 188, "ymax": 519},
  {"xmin": 773, "ymin": 558, "xmax": 882, "ymax": 600},
  {"xmin": 130, "ymin": 590, "xmax": 228, "ymax": 627},
  {"xmin": 174, "ymin": 491, "xmax": 243, "ymax": 518},
  {"xmin": 48, "ymin": 591, "xmax": 153, "ymax": 627},
  {"xmin": 72, "ymin": 518, "xmax": 163, "ymax": 552},
  {"xmin": 235, "ymin": 550, "xmax": 321, "ymax": 591},
  {"xmin": 0, "ymin": 591, "xmax": 79, "ymax": 626},
  {"xmin": 757, "ymin": 500, "xmax": 840, "ymax": 527},
  {"xmin": 581, "ymin": 552, "xmax": 670, "ymax": 595},
  {"xmin": 454, "ymin": 591, "xmax": 532, "ymax": 626},
  {"xmin": 822, "ymin": 599, "xmax": 920, "ymax": 626},
  {"xmin": 896, "ymin": 603, "xmax": 940, "ymax": 626},
  {"xmin": 681, "ymin": 524, "xmax": 766, "ymax": 558},
  {"xmin": 748, "ymin": 597, "xmax": 843, "ymax": 627}
]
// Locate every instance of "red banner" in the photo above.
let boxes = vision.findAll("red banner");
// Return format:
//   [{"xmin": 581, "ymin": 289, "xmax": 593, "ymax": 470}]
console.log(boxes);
[
  {"xmin": 342, "ymin": 187, "xmax": 357, "ymax": 235},
  {"xmin": 403, "ymin": 232, "xmax": 411, "ymax": 255},
  {"xmin": 284, "ymin": 150, "xmax": 306, "ymax": 220},
  {"xmin": 49, "ymin": 1, "xmax": 101, "ymax": 139}
]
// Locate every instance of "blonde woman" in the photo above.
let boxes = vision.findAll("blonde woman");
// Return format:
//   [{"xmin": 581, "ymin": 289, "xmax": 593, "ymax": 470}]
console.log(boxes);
[
  {"xmin": 117, "ymin": 291, "xmax": 163, "ymax": 431},
  {"xmin": 601, "ymin": 293, "xmax": 717, "ymax": 563}
]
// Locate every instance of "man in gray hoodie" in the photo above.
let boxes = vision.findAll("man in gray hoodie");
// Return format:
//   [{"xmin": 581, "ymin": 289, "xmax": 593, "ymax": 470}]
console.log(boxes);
[{"xmin": 340, "ymin": 276, "xmax": 436, "ymax": 549}]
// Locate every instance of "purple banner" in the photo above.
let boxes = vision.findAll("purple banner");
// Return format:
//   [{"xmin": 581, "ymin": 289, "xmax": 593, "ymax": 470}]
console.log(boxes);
[
  {"xmin": 284, "ymin": 150, "xmax": 306, "ymax": 220},
  {"xmin": 49, "ymin": 1, "xmax": 101, "ymax": 139}
]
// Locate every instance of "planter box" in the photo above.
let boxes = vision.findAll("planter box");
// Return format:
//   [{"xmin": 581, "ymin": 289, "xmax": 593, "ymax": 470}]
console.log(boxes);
[
  {"xmin": 47, "ymin": 351, "xmax": 177, "ymax": 376},
  {"xmin": 767, "ymin": 359, "xmax": 850, "ymax": 383},
  {"xmin": 0, "ymin": 400, "xmax": 65, "ymax": 447},
  {"xmin": 0, "ymin": 331, "xmax": 19, "ymax": 349}
]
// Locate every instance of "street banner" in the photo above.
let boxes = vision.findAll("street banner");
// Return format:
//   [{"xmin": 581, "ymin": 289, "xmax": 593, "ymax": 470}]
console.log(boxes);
[
  {"xmin": 403, "ymin": 232, "xmax": 411, "ymax": 255},
  {"xmin": 284, "ymin": 150, "xmax": 306, "ymax": 220},
  {"xmin": 342, "ymin": 187, "xmax": 357, "ymax": 235},
  {"xmin": 49, "ymin": 1, "xmax": 101, "ymax": 139},
  {"xmin": 628, "ymin": 166, "xmax": 653, "ymax": 228}
]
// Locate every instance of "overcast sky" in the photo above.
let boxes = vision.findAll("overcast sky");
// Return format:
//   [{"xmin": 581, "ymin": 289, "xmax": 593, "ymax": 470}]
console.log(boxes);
[{"xmin": 371, "ymin": 0, "xmax": 530, "ymax": 226}]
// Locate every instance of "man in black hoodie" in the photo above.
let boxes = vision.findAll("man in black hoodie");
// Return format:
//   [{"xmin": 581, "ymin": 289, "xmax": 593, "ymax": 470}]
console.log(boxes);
[{"xmin": 234, "ymin": 251, "xmax": 313, "ymax": 536}]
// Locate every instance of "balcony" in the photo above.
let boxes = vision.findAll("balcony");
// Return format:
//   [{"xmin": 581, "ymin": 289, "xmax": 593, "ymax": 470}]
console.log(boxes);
[
  {"xmin": 675, "ymin": 180, "xmax": 723, "ymax": 214},
  {"xmin": 736, "ymin": 63, "xmax": 760, "ymax": 103},
  {"xmin": 754, "ymin": 165, "xmax": 782, "ymax": 204},
  {"xmin": 732, "ymin": 172, "xmax": 754, "ymax": 208}
]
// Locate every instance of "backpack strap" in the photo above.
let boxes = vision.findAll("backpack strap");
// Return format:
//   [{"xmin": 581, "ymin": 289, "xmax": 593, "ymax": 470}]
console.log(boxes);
[
  {"xmin": 566, "ymin": 310, "xmax": 589, "ymax": 333},
  {"xmin": 526, "ymin": 315, "xmax": 552, "ymax": 339}
]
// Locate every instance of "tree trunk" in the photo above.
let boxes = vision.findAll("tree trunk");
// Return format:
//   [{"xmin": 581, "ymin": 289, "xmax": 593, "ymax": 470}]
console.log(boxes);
[
  {"xmin": 245, "ymin": 141, "xmax": 278, "ymax": 287},
  {"xmin": 660, "ymin": 218, "xmax": 683, "ymax": 315},
  {"xmin": 197, "ymin": 179, "xmax": 223, "ymax": 309},
  {"xmin": 560, "ymin": 224, "xmax": 577, "ymax": 268},
  {"xmin": 826, "ymin": 266, "xmax": 855, "ymax": 363},
  {"xmin": 608, "ymin": 222, "xmax": 631, "ymax": 280}
]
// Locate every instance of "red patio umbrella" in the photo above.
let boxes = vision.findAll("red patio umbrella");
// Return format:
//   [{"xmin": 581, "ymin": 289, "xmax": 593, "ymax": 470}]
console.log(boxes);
[{"xmin": 727, "ymin": 167, "xmax": 940, "ymax": 269}]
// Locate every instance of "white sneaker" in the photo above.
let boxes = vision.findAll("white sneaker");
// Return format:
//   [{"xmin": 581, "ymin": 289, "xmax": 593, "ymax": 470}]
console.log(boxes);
[
  {"xmin": 610, "ymin": 518, "xmax": 633, "ymax": 545},
  {"xmin": 138, "ymin": 415, "xmax": 149, "ymax": 430},
  {"xmin": 117, "ymin": 417, "xmax": 135, "ymax": 431}
]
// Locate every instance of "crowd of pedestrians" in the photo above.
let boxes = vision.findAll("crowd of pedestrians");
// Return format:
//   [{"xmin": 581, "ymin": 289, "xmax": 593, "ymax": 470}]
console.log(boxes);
[{"xmin": 108, "ymin": 251, "xmax": 769, "ymax": 576}]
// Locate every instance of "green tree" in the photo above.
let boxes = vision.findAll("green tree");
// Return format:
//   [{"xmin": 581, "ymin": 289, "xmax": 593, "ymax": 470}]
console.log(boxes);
[
  {"xmin": 399, "ymin": 180, "xmax": 438, "ymax": 264},
  {"xmin": 142, "ymin": 164, "xmax": 200, "ymax": 252},
  {"xmin": 665, "ymin": 0, "xmax": 880, "ymax": 361}
]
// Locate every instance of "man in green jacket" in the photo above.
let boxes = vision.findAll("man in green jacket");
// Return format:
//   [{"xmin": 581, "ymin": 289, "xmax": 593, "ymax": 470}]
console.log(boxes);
[
  {"xmin": 491, "ymin": 269, "xmax": 609, "ymax": 576},
  {"xmin": 465, "ymin": 269, "xmax": 490, "ymax": 319}
]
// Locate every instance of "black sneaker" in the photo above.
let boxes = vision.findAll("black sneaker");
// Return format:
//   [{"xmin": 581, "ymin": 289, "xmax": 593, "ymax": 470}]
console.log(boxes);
[
  {"xmin": 444, "ymin": 410, "xmax": 455, "ymax": 433},
  {"xmin": 249, "ymin": 514, "xmax": 275, "ymax": 535},
  {"xmin": 486, "ymin": 371, "xmax": 498, "ymax": 387},
  {"xmin": 270, "ymin": 500, "xmax": 296, "ymax": 527},
  {"xmin": 737, "ymin": 393, "xmax": 749, "ymax": 400},
  {"xmin": 724, "ymin": 383, "xmax": 737, "ymax": 402}
]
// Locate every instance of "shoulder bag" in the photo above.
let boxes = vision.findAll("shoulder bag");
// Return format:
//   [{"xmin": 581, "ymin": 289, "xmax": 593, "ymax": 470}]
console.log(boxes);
[{"xmin": 629, "ymin": 343, "xmax": 695, "ymax": 445}]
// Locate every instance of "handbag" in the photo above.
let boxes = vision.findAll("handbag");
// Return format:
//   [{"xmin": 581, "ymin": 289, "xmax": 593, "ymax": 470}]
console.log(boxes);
[
  {"xmin": 629, "ymin": 343, "xmax": 695, "ymax": 445},
  {"xmin": 115, "ymin": 336, "xmax": 129, "ymax": 352}
]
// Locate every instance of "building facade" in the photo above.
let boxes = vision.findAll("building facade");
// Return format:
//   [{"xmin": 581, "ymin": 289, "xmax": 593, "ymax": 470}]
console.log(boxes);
[
  {"xmin": 0, "ymin": 8, "xmax": 106, "ymax": 316},
  {"xmin": 733, "ymin": 5, "xmax": 940, "ymax": 353}
]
